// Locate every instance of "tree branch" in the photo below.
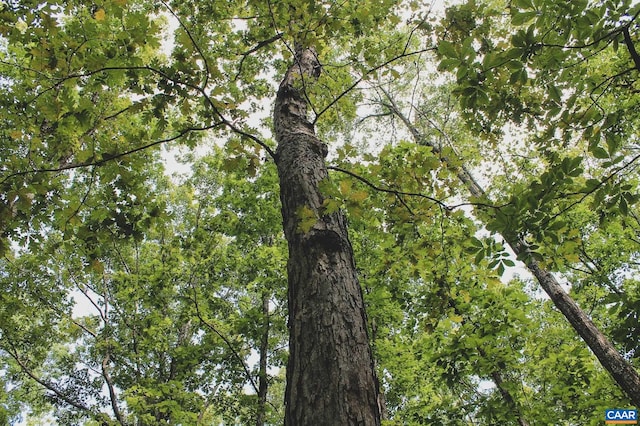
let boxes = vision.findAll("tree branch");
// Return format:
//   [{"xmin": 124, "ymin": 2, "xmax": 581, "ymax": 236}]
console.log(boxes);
[
  {"xmin": 28, "ymin": 62, "xmax": 277, "ymax": 161},
  {"xmin": 623, "ymin": 26, "xmax": 640, "ymax": 72},
  {"xmin": 3, "ymin": 341, "xmax": 93, "ymax": 414},
  {"xmin": 158, "ymin": 0, "xmax": 211, "ymax": 90},
  {"xmin": 540, "ymin": 151, "xmax": 640, "ymax": 229},
  {"xmin": 313, "ymin": 46, "xmax": 437, "ymax": 124},
  {"xmin": 235, "ymin": 32, "xmax": 284, "ymax": 80},
  {"xmin": 102, "ymin": 351, "xmax": 125, "ymax": 425},
  {"xmin": 380, "ymin": 88, "xmax": 487, "ymax": 198},
  {"xmin": 327, "ymin": 165, "xmax": 499, "ymax": 211},
  {"xmin": 188, "ymin": 279, "xmax": 260, "ymax": 395},
  {"xmin": 0, "ymin": 123, "xmax": 223, "ymax": 185}
]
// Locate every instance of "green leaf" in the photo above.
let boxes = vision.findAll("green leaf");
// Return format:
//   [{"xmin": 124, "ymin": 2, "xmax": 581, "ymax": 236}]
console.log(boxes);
[
  {"xmin": 438, "ymin": 41, "xmax": 458, "ymax": 59},
  {"xmin": 296, "ymin": 205, "xmax": 318, "ymax": 233},
  {"xmin": 469, "ymin": 236, "xmax": 484, "ymax": 248},
  {"xmin": 474, "ymin": 249, "xmax": 486, "ymax": 264},
  {"xmin": 514, "ymin": 0, "xmax": 534, "ymax": 9},
  {"xmin": 619, "ymin": 197, "xmax": 628, "ymax": 215},
  {"xmin": 511, "ymin": 11, "xmax": 537, "ymax": 25},
  {"xmin": 591, "ymin": 146, "xmax": 610, "ymax": 159},
  {"xmin": 438, "ymin": 58, "xmax": 462, "ymax": 71}
]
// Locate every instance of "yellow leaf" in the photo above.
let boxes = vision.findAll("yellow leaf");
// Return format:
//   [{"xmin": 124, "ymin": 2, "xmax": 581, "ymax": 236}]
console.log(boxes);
[
  {"xmin": 296, "ymin": 205, "xmax": 317, "ymax": 233},
  {"xmin": 450, "ymin": 314, "xmax": 463, "ymax": 323},
  {"xmin": 15, "ymin": 18, "xmax": 28, "ymax": 34},
  {"xmin": 339, "ymin": 179, "xmax": 352, "ymax": 195},
  {"xmin": 564, "ymin": 253, "xmax": 580, "ymax": 263},
  {"xmin": 89, "ymin": 259, "xmax": 104, "ymax": 274},
  {"xmin": 94, "ymin": 8, "xmax": 106, "ymax": 21},
  {"xmin": 114, "ymin": 0, "xmax": 127, "ymax": 5},
  {"xmin": 351, "ymin": 190, "xmax": 369, "ymax": 202}
]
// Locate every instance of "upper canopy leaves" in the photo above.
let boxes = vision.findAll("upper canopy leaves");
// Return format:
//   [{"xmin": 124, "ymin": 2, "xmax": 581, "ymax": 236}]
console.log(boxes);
[{"xmin": 0, "ymin": 0, "xmax": 416, "ymax": 254}]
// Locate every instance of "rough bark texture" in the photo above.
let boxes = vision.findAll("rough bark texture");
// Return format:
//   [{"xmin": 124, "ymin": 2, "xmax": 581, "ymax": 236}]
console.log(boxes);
[
  {"xmin": 274, "ymin": 47, "xmax": 381, "ymax": 426},
  {"xmin": 385, "ymin": 95, "xmax": 640, "ymax": 406}
]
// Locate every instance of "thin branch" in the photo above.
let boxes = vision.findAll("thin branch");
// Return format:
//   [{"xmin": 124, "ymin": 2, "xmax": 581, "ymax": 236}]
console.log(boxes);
[
  {"xmin": 0, "ymin": 59, "xmax": 56, "ymax": 79},
  {"xmin": 587, "ymin": 67, "xmax": 636, "ymax": 99},
  {"xmin": 623, "ymin": 26, "xmax": 640, "ymax": 72},
  {"xmin": 226, "ymin": 122, "xmax": 277, "ymax": 159},
  {"xmin": 566, "ymin": 264, "xmax": 594, "ymax": 275},
  {"xmin": 380, "ymin": 88, "xmax": 487, "ymax": 198},
  {"xmin": 327, "ymin": 165, "xmax": 499, "ymax": 211},
  {"xmin": 158, "ymin": 0, "xmax": 211, "ymax": 90},
  {"xmin": 0, "ymin": 123, "xmax": 223, "ymax": 185},
  {"xmin": 539, "ymin": 18, "xmax": 630, "ymax": 50},
  {"xmin": 235, "ymin": 32, "xmax": 284, "ymax": 80},
  {"xmin": 312, "ymin": 46, "xmax": 437, "ymax": 124},
  {"xmin": 188, "ymin": 280, "xmax": 260, "ymax": 395},
  {"xmin": 540, "ymin": 152, "xmax": 640, "ymax": 228},
  {"xmin": 102, "ymin": 351, "xmax": 125, "ymax": 425},
  {"xmin": 3, "ymin": 341, "xmax": 93, "ymax": 414},
  {"xmin": 63, "ymin": 166, "xmax": 97, "ymax": 230},
  {"xmin": 328, "ymin": 165, "xmax": 449, "ymax": 209},
  {"xmin": 72, "ymin": 275, "xmax": 107, "ymax": 322}
]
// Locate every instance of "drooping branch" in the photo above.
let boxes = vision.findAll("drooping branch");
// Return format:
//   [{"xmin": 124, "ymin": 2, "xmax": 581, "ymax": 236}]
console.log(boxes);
[
  {"xmin": 0, "ymin": 123, "xmax": 224, "ymax": 185},
  {"xmin": 187, "ymin": 276, "xmax": 260, "ymax": 395},
  {"xmin": 327, "ymin": 165, "xmax": 501, "ymax": 211},
  {"xmin": 3, "ymin": 341, "xmax": 94, "ymax": 415},
  {"xmin": 384, "ymin": 92, "xmax": 640, "ymax": 406}
]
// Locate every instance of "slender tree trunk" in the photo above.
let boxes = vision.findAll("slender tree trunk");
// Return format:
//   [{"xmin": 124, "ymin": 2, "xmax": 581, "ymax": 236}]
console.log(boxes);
[
  {"xmin": 384, "ymin": 94, "xmax": 640, "ymax": 406},
  {"xmin": 449, "ymin": 297, "xmax": 531, "ymax": 426},
  {"xmin": 488, "ymin": 365, "xmax": 530, "ymax": 426},
  {"xmin": 274, "ymin": 46, "xmax": 381, "ymax": 426},
  {"xmin": 256, "ymin": 292, "xmax": 269, "ymax": 426}
]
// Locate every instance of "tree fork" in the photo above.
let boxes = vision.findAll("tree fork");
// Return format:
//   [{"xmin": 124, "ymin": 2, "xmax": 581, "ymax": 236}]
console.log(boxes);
[
  {"xmin": 274, "ymin": 46, "xmax": 381, "ymax": 425},
  {"xmin": 385, "ymin": 94, "xmax": 640, "ymax": 406}
]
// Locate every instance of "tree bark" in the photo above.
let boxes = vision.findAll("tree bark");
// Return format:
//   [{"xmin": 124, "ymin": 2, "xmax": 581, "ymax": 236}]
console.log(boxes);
[
  {"xmin": 274, "ymin": 46, "xmax": 381, "ymax": 426},
  {"xmin": 384, "ymin": 94, "xmax": 640, "ymax": 406}
]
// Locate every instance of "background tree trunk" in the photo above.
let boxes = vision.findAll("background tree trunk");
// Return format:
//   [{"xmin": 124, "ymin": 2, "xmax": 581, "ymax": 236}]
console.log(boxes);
[
  {"xmin": 384, "ymin": 95, "xmax": 640, "ymax": 406},
  {"xmin": 256, "ymin": 291, "xmax": 269, "ymax": 426},
  {"xmin": 274, "ymin": 46, "xmax": 381, "ymax": 426}
]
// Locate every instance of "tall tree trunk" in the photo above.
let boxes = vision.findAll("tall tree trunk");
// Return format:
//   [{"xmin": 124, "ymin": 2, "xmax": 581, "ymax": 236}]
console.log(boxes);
[
  {"xmin": 384, "ymin": 94, "xmax": 640, "ymax": 406},
  {"xmin": 274, "ymin": 46, "xmax": 381, "ymax": 426}
]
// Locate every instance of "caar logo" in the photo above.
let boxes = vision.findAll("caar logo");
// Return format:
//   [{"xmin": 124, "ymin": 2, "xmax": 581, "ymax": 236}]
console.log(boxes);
[{"xmin": 605, "ymin": 409, "xmax": 637, "ymax": 424}]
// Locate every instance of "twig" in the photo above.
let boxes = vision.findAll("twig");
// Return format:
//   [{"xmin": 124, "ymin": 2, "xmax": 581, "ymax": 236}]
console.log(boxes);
[
  {"xmin": 0, "ymin": 123, "xmax": 223, "ymax": 185},
  {"xmin": 158, "ymin": 0, "xmax": 212, "ymax": 90},
  {"xmin": 235, "ymin": 33, "xmax": 284, "ymax": 80},
  {"xmin": 327, "ymin": 165, "xmax": 500, "ymax": 211}
]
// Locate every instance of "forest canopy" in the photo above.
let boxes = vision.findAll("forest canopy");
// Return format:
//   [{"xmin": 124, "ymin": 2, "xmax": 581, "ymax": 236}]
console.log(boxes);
[{"xmin": 0, "ymin": 0, "xmax": 639, "ymax": 424}]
